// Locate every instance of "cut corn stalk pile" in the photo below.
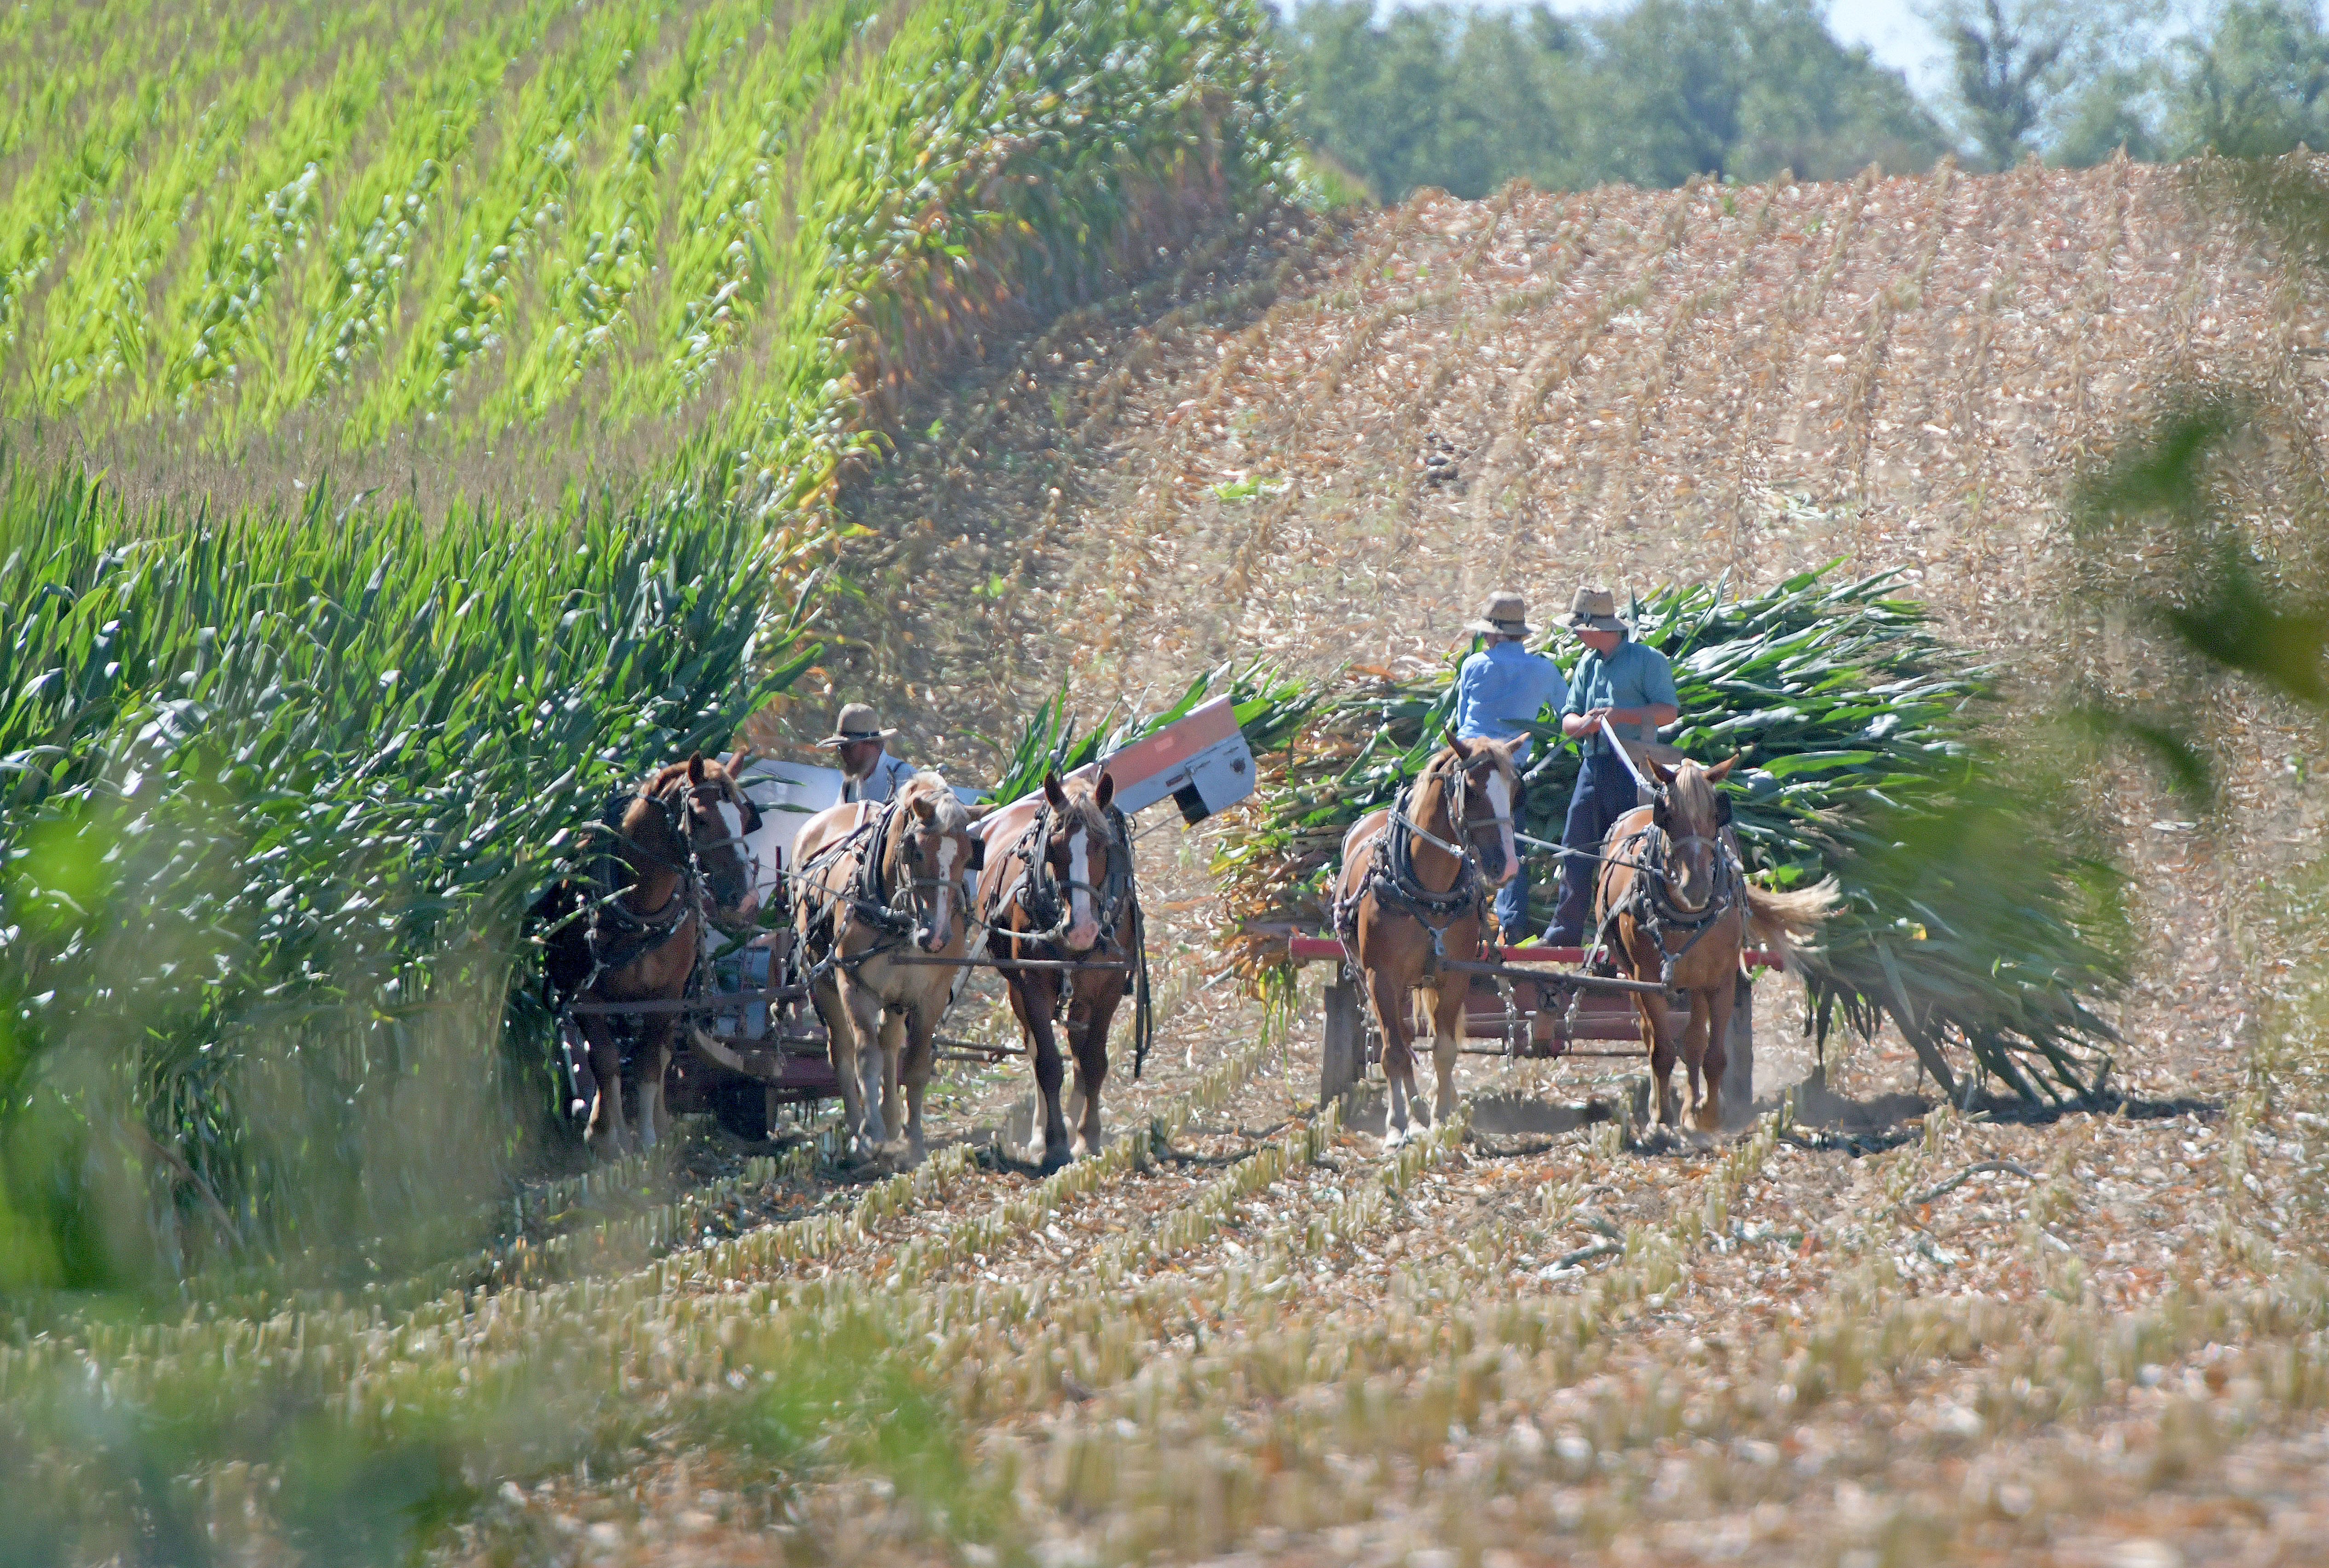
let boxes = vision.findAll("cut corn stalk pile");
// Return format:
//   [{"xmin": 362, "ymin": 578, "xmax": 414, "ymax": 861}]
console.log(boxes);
[{"xmin": 1209, "ymin": 566, "xmax": 2128, "ymax": 1100}]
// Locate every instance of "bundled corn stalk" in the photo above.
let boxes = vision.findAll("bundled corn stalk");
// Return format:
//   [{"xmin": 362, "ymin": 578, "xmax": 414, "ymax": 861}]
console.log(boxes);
[
  {"xmin": 981, "ymin": 660, "xmax": 1319, "ymax": 805},
  {"xmin": 1212, "ymin": 566, "xmax": 2127, "ymax": 1102}
]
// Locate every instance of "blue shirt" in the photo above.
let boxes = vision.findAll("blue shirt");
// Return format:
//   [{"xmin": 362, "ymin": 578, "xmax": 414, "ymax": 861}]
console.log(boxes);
[
  {"xmin": 1453, "ymin": 640, "xmax": 1567, "ymax": 761},
  {"xmin": 1563, "ymin": 639, "xmax": 1680, "ymax": 751}
]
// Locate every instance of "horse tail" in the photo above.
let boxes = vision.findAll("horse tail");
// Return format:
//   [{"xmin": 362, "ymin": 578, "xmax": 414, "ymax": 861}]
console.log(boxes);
[{"xmin": 1742, "ymin": 877, "xmax": 1839, "ymax": 971}]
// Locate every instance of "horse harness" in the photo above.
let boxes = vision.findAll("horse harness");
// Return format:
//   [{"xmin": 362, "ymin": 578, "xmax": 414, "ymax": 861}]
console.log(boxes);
[
  {"xmin": 575, "ymin": 778, "xmax": 749, "ymax": 993},
  {"xmin": 1591, "ymin": 807, "xmax": 1744, "ymax": 988},
  {"xmin": 1333, "ymin": 752, "xmax": 1511, "ymax": 974},
  {"xmin": 990, "ymin": 798, "xmax": 1154, "ymax": 1078},
  {"xmin": 795, "ymin": 796, "xmax": 981, "ymax": 981}
]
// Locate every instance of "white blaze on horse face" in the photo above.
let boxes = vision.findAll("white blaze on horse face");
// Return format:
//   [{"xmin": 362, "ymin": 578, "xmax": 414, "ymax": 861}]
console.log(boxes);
[
  {"xmin": 929, "ymin": 835, "xmax": 959, "ymax": 949},
  {"xmin": 1487, "ymin": 770, "xmax": 1517, "ymax": 885},
  {"xmin": 1066, "ymin": 823, "xmax": 1097, "ymax": 949},
  {"xmin": 715, "ymin": 800, "xmax": 757, "ymax": 914}
]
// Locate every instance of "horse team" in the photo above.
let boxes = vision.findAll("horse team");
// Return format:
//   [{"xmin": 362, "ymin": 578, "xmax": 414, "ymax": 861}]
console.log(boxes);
[
  {"xmin": 544, "ymin": 733, "xmax": 1829, "ymax": 1166},
  {"xmin": 542, "ymin": 758, "xmax": 1136, "ymax": 1168}
]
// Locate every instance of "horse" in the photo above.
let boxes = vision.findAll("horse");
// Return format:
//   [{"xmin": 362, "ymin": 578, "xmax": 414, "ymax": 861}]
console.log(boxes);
[
  {"xmin": 1329, "ymin": 732, "xmax": 1523, "ymax": 1147},
  {"xmin": 972, "ymin": 769, "xmax": 1146, "ymax": 1170},
  {"xmin": 790, "ymin": 772, "xmax": 987, "ymax": 1164},
  {"xmin": 536, "ymin": 752, "xmax": 762, "ymax": 1155},
  {"xmin": 1591, "ymin": 754, "xmax": 1835, "ymax": 1138}
]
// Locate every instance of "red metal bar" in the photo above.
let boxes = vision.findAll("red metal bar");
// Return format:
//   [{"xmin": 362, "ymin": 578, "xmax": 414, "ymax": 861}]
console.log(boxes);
[{"xmin": 1284, "ymin": 934, "xmax": 1781, "ymax": 970}]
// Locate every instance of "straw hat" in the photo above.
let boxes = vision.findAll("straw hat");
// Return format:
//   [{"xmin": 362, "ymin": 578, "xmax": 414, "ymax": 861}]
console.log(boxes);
[
  {"xmin": 1466, "ymin": 590, "xmax": 1535, "ymax": 638},
  {"xmin": 1566, "ymin": 585, "xmax": 1629, "ymax": 633},
  {"xmin": 815, "ymin": 702, "xmax": 898, "ymax": 748}
]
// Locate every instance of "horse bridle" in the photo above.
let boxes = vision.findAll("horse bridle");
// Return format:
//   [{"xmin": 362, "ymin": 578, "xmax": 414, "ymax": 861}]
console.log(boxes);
[
  {"xmin": 874, "ymin": 799, "xmax": 978, "ymax": 941},
  {"xmin": 1597, "ymin": 784, "xmax": 1741, "ymax": 984},
  {"xmin": 1013, "ymin": 799, "xmax": 1132, "ymax": 946}
]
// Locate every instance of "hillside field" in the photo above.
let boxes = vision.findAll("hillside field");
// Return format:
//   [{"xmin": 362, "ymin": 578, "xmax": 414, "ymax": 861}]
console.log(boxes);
[{"xmin": 12, "ymin": 34, "xmax": 2329, "ymax": 1565}]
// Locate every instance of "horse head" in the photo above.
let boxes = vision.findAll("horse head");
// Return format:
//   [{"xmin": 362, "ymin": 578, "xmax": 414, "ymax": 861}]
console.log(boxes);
[
  {"xmin": 1039, "ymin": 768, "xmax": 1122, "ymax": 952},
  {"xmin": 643, "ymin": 751, "xmax": 762, "ymax": 922},
  {"xmin": 1435, "ymin": 729, "xmax": 1523, "ymax": 886},
  {"xmin": 1647, "ymin": 754, "xmax": 1739, "ymax": 914},
  {"xmin": 890, "ymin": 772, "xmax": 987, "ymax": 953}
]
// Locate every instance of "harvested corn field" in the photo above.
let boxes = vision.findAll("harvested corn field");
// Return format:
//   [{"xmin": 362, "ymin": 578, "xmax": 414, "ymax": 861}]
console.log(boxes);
[{"xmin": 13, "ymin": 152, "xmax": 2329, "ymax": 1567}]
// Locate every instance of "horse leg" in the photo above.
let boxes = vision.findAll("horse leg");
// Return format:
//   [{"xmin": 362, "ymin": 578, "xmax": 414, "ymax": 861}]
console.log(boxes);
[
  {"xmin": 637, "ymin": 1016, "xmax": 674, "ymax": 1153},
  {"xmin": 1070, "ymin": 981, "xmax": 1119, "ymax": 1161},
  {"xmin": 1633, "ymin": 986, "xmax": 1680, "ymax": 1131},
  {"xmin": 815, "ymin": 974, "xmax": 873, "ymax": 1163},
  {"xmin": 1011, "ymin": 975, "xmax": 1071, "ymax": 1171},
  {"xmin": 836, "ymin": 974, "xmax": 889, "ymax": 1159},
  {"xmin": 1367, "ymin": 967, "xmax": 1419, "ymax": 1147},
  {"xmin": 1428, "ymin": 977, "xmax": 1466, "ymax": 1129},
  {"xmin": 900, "ymin": 998, "xmax": 939, "ymax": 1165},
  {"xmin": 581, "ymin": 1015, "xmax": 629, "ymax": 1155},
  {"xmin": 875, "ymin": 1004, "xmax": 909, "ymax": 1156},
  {"xmin": 1690, "ymin": 981, "xmax": 1737, "ymax": 1137}
]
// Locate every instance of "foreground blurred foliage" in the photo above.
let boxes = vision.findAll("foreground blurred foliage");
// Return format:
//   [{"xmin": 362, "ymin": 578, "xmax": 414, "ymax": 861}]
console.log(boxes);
[
  {"xmin": 2067, "ymin": 154, "xmax": 2329, "ymax": 778},
  {"xmin": 0, "ymin": 467, "xmax": 815, "ymax": 1293},
  {"xmin": 1213, "ymin": 568, "xmax": 2130, "ymax": 1101}
]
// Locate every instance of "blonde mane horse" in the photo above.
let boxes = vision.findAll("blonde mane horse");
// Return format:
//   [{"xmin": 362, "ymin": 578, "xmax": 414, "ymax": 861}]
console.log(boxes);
[
  {"xmin": 792, "ymin": 772, "xmax": 986, "ymax": 1164},
  {"xmin": 1594, "ymin": 754, "xmax": 1835, "ymax": 1137},
  {"xmin": 1329, "ymin": 732, "xmax": 1523, "ymax": 1147}
]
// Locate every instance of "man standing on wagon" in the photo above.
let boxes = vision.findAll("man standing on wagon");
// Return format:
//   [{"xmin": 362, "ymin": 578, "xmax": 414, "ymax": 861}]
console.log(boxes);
[
  {"xmin": 819, "ymin": 702, "xmax": 918, "ymax": 805},
  {"xmin": 1452, "ymin": 590, "xmax": 1565, "ymax": 942},
  {"xmin": 1545, "ymin": 586, "xmax": 1679, "ymax": 947}
]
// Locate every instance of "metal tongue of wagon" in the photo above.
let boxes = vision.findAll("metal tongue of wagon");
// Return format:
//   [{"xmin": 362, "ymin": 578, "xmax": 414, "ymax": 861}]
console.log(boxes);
[{"xmin": 579, "ymin": 698, "xmax": 1258, "ymax": 1134}]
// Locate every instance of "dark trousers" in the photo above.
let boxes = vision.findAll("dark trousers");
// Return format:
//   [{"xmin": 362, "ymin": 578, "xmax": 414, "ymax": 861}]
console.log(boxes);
[
  {"xmin": 1549, "ymin": 751, "xmax": 1639, "ymax": 943},
  {"xmin": 1491, "ymin": 770, "xmax": 1530, "ymax": 940}
]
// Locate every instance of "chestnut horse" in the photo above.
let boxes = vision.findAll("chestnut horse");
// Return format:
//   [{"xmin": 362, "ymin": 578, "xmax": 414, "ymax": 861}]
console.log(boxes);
[
  {"xmin": 536, "ymin": 753, "xmax": 761, "ymax": 1154},
  {"xmin": 791, "ymin": 772, "xmax": 987, "ymax": 1164},
  {"xmin": 1330, "ymin": 733, "xmax": 1523, "ymax": 1146},
  {"xmin": 1593, "ymin": 755, "xmax": 1834, "ymax": 1137},
  {"xmin": 972, "ymin": 770, "xmax": 1146, "ymax": 1170}
]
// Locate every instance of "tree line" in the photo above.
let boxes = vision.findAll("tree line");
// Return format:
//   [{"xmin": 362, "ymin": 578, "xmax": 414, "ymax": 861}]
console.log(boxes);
[{"xmin": 1273, "ymin": 0, "xmax": 2329, "ymax": 202}]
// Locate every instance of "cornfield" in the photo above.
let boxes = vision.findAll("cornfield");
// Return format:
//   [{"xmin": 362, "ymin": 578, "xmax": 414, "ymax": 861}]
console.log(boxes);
[
  {"xmin": 0, "ymin": 0, "xmax": 1293, "ymax": 1276},
  {"xmin": 0, "ymin": 0, "xmax": 1292, "ymax": 516}
]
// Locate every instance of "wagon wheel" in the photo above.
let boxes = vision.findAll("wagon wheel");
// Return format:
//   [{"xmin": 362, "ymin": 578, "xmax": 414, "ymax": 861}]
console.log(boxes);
[
  {"xmin": 1320, "ymin": 969, "xmax": 1374, "ymax": 1105},
  {"xmin": 1722, "ymin": 969, "xmax": 1756, "ymax": 1131}
]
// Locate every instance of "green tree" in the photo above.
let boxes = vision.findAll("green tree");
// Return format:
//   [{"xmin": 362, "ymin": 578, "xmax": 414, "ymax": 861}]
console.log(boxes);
[
  {"xmin": 2165, "ymin": 0, "xmax": 2329, "ymax": 159},
  {"xmin": 1272, "ymin": 0, "xmax": 1944, "ymax": 201}
]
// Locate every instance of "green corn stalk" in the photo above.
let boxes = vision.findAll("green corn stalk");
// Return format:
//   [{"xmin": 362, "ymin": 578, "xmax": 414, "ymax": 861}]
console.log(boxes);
[
  {"xmin": 0, "ymin": 467, "xmax": 820, "ymax": 1276},
  {"xmin": 1210, "ymin": 565, "xmax": 2128, "ymax": 1102}
]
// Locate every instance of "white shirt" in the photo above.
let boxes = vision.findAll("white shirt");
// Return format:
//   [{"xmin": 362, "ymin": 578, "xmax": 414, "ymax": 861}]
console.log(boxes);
[{"xmin": 842, "ymin": 749, "xmax": 917, "ymax": 805}]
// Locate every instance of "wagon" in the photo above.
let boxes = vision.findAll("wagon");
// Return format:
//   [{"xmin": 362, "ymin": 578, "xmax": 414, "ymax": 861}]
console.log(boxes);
[{"xmin": 1287, "ymin": 935, "xmax": 1776, "ymax": 1126}]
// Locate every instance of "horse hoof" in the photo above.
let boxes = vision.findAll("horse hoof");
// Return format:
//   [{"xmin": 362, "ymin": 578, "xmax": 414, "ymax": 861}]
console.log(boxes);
[{"xmin": 1038, "ymin": 1144, "xmax": 1072, "ymax": 1174}]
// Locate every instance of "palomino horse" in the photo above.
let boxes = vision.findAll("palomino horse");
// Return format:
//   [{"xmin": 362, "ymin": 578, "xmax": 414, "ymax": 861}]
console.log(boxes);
[
  {"xmin": 536, "ymin": 753, "xmax": 761, "ymax": 1154},
  {"xmin": 1330, "ymin": 732, "xmax": 1523, "ymax": 1146},
  {"xmin": 791, "ymin": 772, "xmax": 987, "ymax": 1164},
  {"xmin": 1592, "ymin": 755, "xmax": 1835, "ymax": 1137},
  {"xmin": 973, "ymin": 770, "xmax": 1147, "ymax": 1170}
]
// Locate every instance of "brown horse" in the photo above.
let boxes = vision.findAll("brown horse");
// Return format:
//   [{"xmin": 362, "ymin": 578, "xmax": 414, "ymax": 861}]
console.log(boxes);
[
  {"xmin": 973, "ymin": 770, "xmax": 1144, "ymax": 1170},
  {"xmin": 791, "ymin": 773, "xmax": 987, "ymax": 1164},
  {"xmin": 536, "ymin": 753, "xmax": 761, "ymax": 1154},
  {"xmin": 1330, "ymin": 732, "xmax": 1523, "ymax": 1147},
  {"xmin": 1593, "ymin": 755, "xmax": 1835, "ymax": 1138}
]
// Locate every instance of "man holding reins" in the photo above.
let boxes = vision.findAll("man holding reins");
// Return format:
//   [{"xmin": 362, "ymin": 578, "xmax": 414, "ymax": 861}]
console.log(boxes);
[
  {"xmin": 1451, "ymin": 591, "xmax": 1565, "ymax": 941},
  {"xmin": 1545, "ymin": 585, "xmax": 1679, "ymax": 947}
]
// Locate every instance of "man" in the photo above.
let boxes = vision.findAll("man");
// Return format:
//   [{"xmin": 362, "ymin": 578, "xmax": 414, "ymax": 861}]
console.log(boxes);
[
  {"xmin": 1452, "ymin": 590, "xmax": 1566, "ymax": 940},
  {"xmin": 818, "ymin": 703, "xmax": 917, "ymax": 805},
  {"xmin": 1546, "ymin": 586, "xmax": 1679, "ymax": 947}
]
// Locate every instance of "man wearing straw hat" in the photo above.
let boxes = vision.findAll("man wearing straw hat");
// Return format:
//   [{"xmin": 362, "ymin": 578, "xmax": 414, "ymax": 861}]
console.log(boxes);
[
  {"xmin": 1453, "ymin": 590, "xmax": 1566, "ymax": 941},
  {"xmin": 819, "ymin": 702, "xmax": 918, "ymax": 806},
  {"xmin": 1545, "ymin": 586, "xmax": 1679, "ymax": 947}
]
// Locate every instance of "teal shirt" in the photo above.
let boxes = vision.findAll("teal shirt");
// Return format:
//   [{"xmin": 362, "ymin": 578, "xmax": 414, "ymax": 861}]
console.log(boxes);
[{"xmin": 1562, "ymin": 639, "xmax": 1679, "ymax": 751}]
